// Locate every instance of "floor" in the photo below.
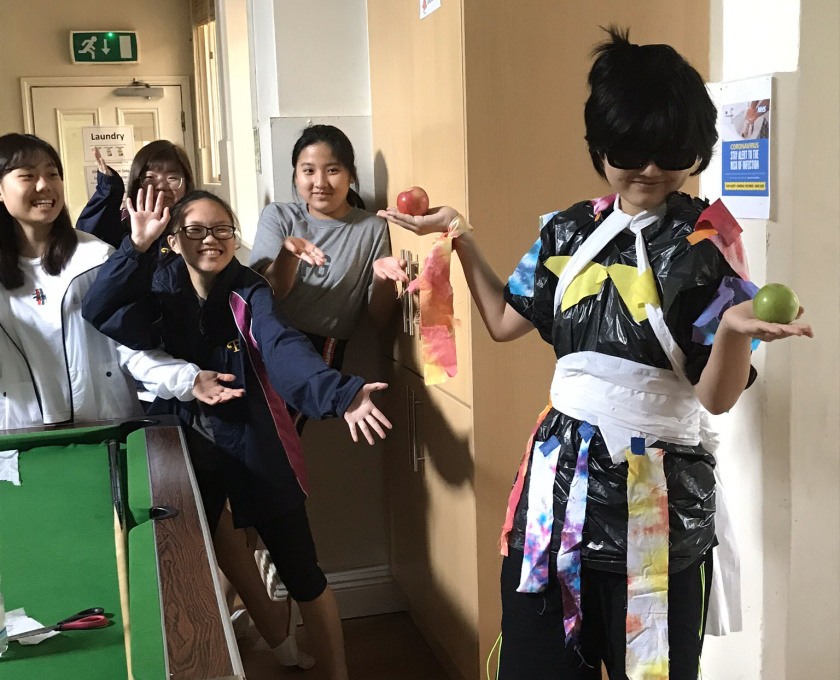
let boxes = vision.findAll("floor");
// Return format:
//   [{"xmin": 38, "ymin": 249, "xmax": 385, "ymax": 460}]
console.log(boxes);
[{"xmin": 238, "ymin": 612, "xmax": 450, "ymax": 680}]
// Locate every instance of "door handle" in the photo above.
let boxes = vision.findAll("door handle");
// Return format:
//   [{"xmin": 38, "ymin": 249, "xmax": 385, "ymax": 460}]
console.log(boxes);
[
  {"xmin": 406, "ymin": 386, "xmax": 425, "ymax": 472},
  {"xmin": 406, "ymin": 252, "xmax": 419, "ymax": 337},
  {"xmin": 400, "ymin": 249, "xmax": 409, "ymax": 334}
]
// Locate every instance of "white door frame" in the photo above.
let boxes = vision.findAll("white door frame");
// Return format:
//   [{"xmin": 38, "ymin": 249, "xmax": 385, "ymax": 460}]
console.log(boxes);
[{"xmin": 21, "ymin": 76, "xmax": 197, "ymax": 170}]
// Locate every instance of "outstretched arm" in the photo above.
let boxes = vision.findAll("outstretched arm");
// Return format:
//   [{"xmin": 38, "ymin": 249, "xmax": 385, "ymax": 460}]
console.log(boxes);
[
  {"xmin": 260, "ymin": 236, "xmax": 324, "ymax": 299},
  {"xmin": 695, "ymin": 300, "xmax": 813, "ymax": 414},
  {"xmin": 378, "ymin": 206, "xmax": 533, "ymax": 342},
  {"xmin": 343, "ymin": 382, "xmax": 392, "ymax": 444}
]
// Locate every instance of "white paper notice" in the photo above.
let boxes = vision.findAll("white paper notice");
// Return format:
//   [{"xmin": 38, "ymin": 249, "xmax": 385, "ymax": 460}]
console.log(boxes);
[
  {"xmin": 420, "ymin": 0, "xmax": 441, "ymax": 19},
  {"xmin": 81, "ymin": 126, "xmax": 135, "ymax": 164},
  {"xmin": 0, "ymin": 449, "xmax": 20, "ymax": 486}
]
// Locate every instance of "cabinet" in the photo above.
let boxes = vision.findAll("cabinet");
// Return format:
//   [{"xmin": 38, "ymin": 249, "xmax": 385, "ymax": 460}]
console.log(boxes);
[{"xmin": 368, "ymin": 1, "xmax": 710, "ymax": 677}]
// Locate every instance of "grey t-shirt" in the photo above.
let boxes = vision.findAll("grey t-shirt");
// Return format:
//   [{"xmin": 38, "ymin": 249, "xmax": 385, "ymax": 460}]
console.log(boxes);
[{"xmin": 249, "ymin": 202, "xmax": 391, "ymax": 339}]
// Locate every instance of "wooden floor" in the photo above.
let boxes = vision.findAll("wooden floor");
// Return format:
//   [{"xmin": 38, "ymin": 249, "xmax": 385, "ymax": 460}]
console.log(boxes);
[{"xmin": 238, "ymin": 612, "xmax": 450, "ymax": 680}]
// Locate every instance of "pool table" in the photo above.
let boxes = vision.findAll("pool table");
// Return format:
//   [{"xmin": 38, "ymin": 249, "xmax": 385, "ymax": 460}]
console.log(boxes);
[{"xmin": 0, "ymin": 418, "xmax": 244, "ymax": 680}]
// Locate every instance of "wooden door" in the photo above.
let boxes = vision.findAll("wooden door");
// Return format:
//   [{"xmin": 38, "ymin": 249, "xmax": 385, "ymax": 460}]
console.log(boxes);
[
  {"xmin": 384, "ymin": 364, "xmax": 477, "ymax": 679},
  {"xmin": 29, "ymin": 83, "xmax": 192, "ymax": 222}
]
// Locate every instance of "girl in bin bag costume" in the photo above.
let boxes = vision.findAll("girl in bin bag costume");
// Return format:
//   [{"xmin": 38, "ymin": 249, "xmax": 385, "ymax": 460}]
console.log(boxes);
[{"xmin": 380, "ymin": 28, "xmax": 813, "ymax": 680}]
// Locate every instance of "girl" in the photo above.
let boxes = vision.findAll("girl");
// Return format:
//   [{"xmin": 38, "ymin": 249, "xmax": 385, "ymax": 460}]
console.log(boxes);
[
  {"xmin": 77, "ymin": 139, "xmax": 194, "ymax": 251},
  {"xmin": 83, "ymin": 188, "xmax": 391, "ymax": 680},
  {"xmin": 380, "ymin": 29, "xmax": 813, "ymax": 680},
  {"xmin": 250, "ymin": 123, "xmax": 407, "ymax": 404},
  {"xmin": 243, "ymin": 124, "xmax": 407, "ymax": 665},
  {"xmin": 0, "ymin": 133, "xmax": 240, "ymax": 430}
]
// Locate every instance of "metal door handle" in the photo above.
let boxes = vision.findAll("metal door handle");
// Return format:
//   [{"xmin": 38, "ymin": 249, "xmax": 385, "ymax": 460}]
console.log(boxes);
[
  {"xmin": 406, "ymin": 386, "xmax": 425, "ymax": 472},
  {"xmin": 400, "ymin": 249, "xmax": 410, "ymax": 333},
  {"xmin": 406, "ymin": 252, "xmax": 419, "ymax": 337}
]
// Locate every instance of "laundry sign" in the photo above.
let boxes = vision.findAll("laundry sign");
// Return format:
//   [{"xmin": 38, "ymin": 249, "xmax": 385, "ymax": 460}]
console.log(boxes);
[
  {"xmin": 70, "ymin": 31, "xmax": 139, "ymax": 64},
  {"xmin": 81, "ymin": 126, "xmax": 135, "ymax": 163}
]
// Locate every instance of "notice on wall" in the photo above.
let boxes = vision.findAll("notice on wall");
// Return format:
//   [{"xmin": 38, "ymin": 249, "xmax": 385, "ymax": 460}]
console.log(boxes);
[
  {"xmin": 84, "ymin": 164, "xmax": 131, "ymax": 200},
  {"xmin": 420, "ymin": 0, "xmax": 441, "ymax": 19},
  {"xmin": 709, "ymin": 76, "xmax": 772, "ymax": 219},
  {"xmin": 81, "ymin": 126, "xmax": 135, "ymax": 200},
  {"xmin": 81, "ymin": 126, "xmax": 135, "ymax": 164}
]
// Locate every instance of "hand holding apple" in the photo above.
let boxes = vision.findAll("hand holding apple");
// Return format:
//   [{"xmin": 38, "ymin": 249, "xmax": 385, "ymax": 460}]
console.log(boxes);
[
  {"xmin": 720, "ymin": 298, "xmax": 813, "ymax": 343},
  {"xmin": 396, "ymin": 186, "xmax": 430, "ymax": 216},
  {"xmin": 377, "ymin": 205, "xmax": 459, "ymax": 236},
  {"xmin": 752, "ymin": 283, "xmax": 800, "ymax": 324}
]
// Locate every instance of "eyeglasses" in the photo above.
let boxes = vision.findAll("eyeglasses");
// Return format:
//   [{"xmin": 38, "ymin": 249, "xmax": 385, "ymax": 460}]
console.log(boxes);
[
  {"xmin": 601, "ymin": 149, "xmax": 698, "ymax": 171},
  {"xmin": 178, "ymin": 225, "xmax": 236, "ymax": 240},
  {"xmin": 141, "ymin": 173, "xmax": 185, "ymax": 190}
]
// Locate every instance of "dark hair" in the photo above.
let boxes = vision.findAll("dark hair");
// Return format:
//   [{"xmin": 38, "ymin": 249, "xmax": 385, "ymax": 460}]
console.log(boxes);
[
  {"xmin": 126, "ymin": 139, "xmax": 195, "ymax": 202},
  {"xmin": 168, "ymin": 190, "xmax": 237, "ymax": 235},
  {"xmin": 0, "ymin": 133, "xmax": 77, "ymax": 290},
  {"xmin": 584, "ymin": 26, "xmax": 717, "ymax": 178},
  {"xmin": 291, "ymin": 125, "xmax": 365, "ymax": 209}
]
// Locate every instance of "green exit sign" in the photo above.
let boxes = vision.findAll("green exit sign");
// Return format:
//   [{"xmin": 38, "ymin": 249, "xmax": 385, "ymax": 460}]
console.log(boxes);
[{"xmin": 70, "ymin": 31, "xmax": 138, "ymax": 64}]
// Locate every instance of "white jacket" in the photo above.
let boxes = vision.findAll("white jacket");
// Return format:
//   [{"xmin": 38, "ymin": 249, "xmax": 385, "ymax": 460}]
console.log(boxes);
[{"xmin": 0, "ymin": 232, "xmax": 199, "ymax": 429}]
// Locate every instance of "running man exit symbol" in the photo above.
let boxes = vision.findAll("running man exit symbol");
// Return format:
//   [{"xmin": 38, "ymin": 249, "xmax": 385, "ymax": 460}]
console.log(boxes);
[{"xmin": 70, "ymin": 32, "xmax": 139, "ymax": 64}]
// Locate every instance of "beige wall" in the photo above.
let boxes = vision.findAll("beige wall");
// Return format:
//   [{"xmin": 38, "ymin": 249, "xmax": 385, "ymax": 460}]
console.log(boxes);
[
  {"xmin": 785, "ymin": 0, "xmax": 839, "ymax": 675},
  {"xmin": 0, "ymin": 0, "xmax": 193, "ymax": 133}
]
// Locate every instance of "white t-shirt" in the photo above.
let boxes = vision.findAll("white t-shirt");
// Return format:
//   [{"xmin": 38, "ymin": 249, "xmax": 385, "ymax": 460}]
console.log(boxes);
[{"xmin": 7, "ymin": 257, "xmax": 72, "ymax": 423}]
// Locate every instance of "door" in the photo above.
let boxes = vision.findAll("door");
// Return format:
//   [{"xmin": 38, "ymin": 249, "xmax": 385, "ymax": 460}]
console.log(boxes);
[
  {"xmin": 29, "ymin": 83, "xmax": 193, "ymax": 222},
  {"xmin": 385, "ymin": 363, "xmax": 478, "ymax": 679}
]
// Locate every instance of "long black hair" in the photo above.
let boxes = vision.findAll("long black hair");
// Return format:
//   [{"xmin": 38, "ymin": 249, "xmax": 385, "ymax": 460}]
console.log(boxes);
[
  {"xmin": 0, "ymin": 133, "xmax": 77, "ymax": 290},
  {"xmin": 584, "ymin": 27, "xmax": 718, "ymax": 178},
  {"xmin": 291, "ymin": 124, "xmax": 366, "ymax": 209}
]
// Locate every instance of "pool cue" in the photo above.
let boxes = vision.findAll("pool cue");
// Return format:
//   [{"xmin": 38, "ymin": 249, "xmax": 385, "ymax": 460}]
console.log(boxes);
[{"xmin": 108, "ymin": 439, "xmax": 134, "ymax": 680}]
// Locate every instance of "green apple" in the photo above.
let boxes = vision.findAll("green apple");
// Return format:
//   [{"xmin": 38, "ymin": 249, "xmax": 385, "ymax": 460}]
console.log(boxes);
[{"xmin": 753, "ymin": 283, "xmax": 800, "ymax": 324}]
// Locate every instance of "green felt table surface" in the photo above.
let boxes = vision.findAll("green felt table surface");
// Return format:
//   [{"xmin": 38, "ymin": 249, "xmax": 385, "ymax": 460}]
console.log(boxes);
[{"xmin": 0, "ymin": 428, "xmax": 165, "ymax": 679}]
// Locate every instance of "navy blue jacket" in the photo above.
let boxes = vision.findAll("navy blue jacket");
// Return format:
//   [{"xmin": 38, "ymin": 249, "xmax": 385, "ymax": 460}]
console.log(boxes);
[
  {"xmin": 82, "ymin": 238, "xmax": 366, "ymax": 524},
  {"xmin": 76, "ymin": 170, "xmax": 173, "ymax": 263},
  {"xmin": 76, "ymin": 169, "xmax": 127, "ymax": 248}
]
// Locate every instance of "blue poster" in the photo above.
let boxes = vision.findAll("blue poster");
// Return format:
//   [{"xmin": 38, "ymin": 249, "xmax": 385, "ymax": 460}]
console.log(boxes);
[{"xmin": 720, "ymin": 99, "xmax": 771, "ymax": 198}]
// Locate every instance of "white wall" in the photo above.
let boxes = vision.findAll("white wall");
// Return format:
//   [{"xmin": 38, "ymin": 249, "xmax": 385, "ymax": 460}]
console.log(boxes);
[
  {"xmin": 703, "ymin": 1, "xmax": 840, "ymax": 678},
  {"xmin": 217, "ymin": 0, "xmax": 260, "ymax": 244},
  {"xmin": 248, "ymin": 0, "xmax": 376, "ymax": 209}
]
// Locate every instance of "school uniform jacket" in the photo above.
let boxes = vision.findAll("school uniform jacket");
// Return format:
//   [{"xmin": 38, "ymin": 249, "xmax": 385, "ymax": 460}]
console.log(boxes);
[
  {"xmin": 82, "ymin": 237, "xmax": 366, "ymax": 525},
  {"xmin": 0, "ymin": 231, "xmax": 200, "ymax": 429}
]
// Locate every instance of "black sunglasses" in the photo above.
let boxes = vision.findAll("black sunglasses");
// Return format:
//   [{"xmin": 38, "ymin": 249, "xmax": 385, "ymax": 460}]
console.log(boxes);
[{"xmin": 602, "ymin": 148, "xmax": 698, "ymax": 171}]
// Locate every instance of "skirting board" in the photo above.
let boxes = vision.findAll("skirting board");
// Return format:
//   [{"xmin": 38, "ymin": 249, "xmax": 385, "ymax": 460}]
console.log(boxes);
[{"xmin": 276, "ymin": 564, "xmax": 407, "ymax": 620}]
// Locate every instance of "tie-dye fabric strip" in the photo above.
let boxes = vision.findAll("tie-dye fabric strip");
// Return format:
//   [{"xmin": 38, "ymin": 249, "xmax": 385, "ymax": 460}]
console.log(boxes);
[
  {"xmin": 500, "ymin": 404, "xmax": 553, "ymax": 556},
  {"xmin": 507, "ymin": 237, "xmax": 541, "ymax": 297},
  {"xmin": 625, "ymin": 446, "xmax": 670, "ymax": 680},
  {"xmin": 517, "ymin": 435, "xmax": 562, "ymax": 591},
  {"xmin": 408, "ymin": 215, "xmax": 473, "ymax": 385},
  {"xmin": 555, "ymin": 421, "xmax": 594, "ymax": 642}
]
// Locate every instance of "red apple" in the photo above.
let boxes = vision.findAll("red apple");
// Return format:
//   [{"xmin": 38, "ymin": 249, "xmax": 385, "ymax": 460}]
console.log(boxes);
[
  {"xmin": 752, "ymin": 283, "xmax": 800, "ymax": 324},
  {"xmin": 396, "ymin": 186, "xmax": 429, "ymax": 216}
]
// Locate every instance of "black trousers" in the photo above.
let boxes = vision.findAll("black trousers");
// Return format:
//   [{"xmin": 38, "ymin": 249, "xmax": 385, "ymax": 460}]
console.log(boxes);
[
  {"xmin": 498, "ymin": 548, "xmax": 713, "ymax": 680},
  {"xmin": 186, "ymin": 428, "xmax": 327, "ymax": 602}
]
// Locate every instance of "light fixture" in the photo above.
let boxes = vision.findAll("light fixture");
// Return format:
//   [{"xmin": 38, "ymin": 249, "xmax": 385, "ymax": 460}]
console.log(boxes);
[{"xmin": 114, "ymin": 79, "xmax": 164, "ymax": 99}]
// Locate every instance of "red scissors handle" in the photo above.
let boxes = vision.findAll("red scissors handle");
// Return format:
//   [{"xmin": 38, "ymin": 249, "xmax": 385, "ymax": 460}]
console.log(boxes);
[{"xmin": 58, "ymin": 615, "xmax": 110, "ymax": 631}]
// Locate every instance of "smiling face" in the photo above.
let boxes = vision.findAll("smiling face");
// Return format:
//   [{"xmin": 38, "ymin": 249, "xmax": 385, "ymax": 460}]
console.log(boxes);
[
  {"xmin": 602, "ymin": 156, "xmax": 697, "ymax": 215},
  {"xmin": 0, "ymin": 152, "xmax": 65, "ymax": 231},
  {"xmin": 167, "ymin": 198, "xmax": 236, "ymax": 294},
  {"xmin": 293, "ymin": 142, "xmax": 353, "ymax": 220},
  {"xmin": 140, "ymin": 161, "xmax": 188, "ymax": 210}
]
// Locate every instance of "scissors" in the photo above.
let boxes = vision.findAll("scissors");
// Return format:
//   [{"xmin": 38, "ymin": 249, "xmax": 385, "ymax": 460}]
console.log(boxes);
[{"xmin": 7, "ymin": 607, "xmax": 112, "ymax": 642}]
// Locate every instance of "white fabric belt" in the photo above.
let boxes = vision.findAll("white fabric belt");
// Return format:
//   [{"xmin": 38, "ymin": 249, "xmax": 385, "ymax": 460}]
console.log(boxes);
[{"xmin": 550, "ymin": 351, "xmax": 701, "ymax": 464}]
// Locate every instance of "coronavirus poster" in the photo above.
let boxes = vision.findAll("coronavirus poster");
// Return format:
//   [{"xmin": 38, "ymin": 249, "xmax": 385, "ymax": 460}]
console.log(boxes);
[{"xmin": 708, "ymin": 76, "xmax": 772, "ymax": 219}]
